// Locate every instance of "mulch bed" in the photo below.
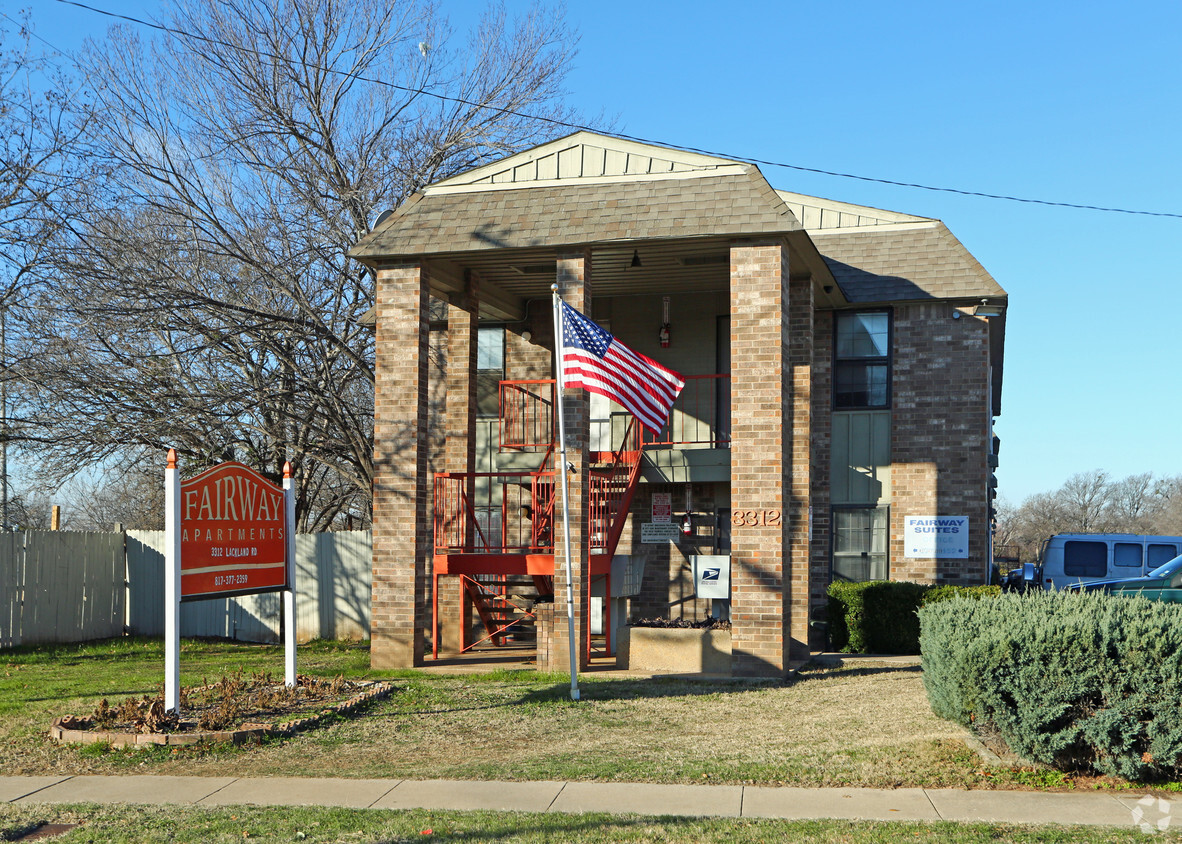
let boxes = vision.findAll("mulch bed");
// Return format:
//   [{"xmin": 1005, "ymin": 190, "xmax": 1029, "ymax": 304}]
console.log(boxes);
[{"xmin": 50, "ymin": 671, "xmax": 395, "ymax": 748}]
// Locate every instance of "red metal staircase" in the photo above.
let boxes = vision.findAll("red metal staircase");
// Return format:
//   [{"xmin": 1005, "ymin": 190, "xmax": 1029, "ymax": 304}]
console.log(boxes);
[{"xmin": 433, "ymin": 382, "xmax": 645, "ymax": 656}]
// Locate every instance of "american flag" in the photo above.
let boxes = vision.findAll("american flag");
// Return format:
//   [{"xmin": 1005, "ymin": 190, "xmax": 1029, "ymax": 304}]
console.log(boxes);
[{"xmin": 559, "ymin": 301, "xmax": 685, "ymax": 434}]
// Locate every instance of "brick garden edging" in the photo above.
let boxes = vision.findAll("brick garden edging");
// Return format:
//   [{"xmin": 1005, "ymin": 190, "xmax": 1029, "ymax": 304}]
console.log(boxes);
[{"xmin": 49, "ymin": 680, "xmax": 396, "ymax": 749}]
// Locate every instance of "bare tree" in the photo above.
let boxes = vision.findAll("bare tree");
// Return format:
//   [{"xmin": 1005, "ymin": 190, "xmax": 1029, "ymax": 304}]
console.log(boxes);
[
  {"xmin": 1001, "ymin": 470, "xmax": 1182, "ymax": 562},
  {"xmin": 0, "ymin": 13, "xmax": 86, "ymax": 295},
  {"xmin": 61, "ymin": 456, "xmax": 167, "ymax": 531},
  {"xmin": 1057, "ymin": 470, "xmax": 1113, "ymax": 533},
  {"xmin": 996, "ymin": 490, "xmax": 1069, "ymax": 562},
  {"xmin": 6, "ymin": 485, "xmax": 56, "ymax": 530},
  {"xmin": 0, "ymin": 15, "xmax": 89, "ymax": 525},
  {"xmin": 1155, "ymin": 475, "xmax": 1182, "ymax": 535},
  {"xmin": 1107, "ymin": 471, "xmax": 1168, "ymax": 533},
  {"xmin": 18, "ymin": 0, "xmax": 583, "ymax": 529}
]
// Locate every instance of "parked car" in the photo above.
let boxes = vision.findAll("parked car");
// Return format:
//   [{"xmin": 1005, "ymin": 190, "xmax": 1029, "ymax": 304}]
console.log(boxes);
[
  {"xmin": 1066, "ymin": 553, "xmax": 1182, "ymax": 602},
  {"xmin": 1038, "ymin": 533, "xmax": 1182, "ymax": 590}
]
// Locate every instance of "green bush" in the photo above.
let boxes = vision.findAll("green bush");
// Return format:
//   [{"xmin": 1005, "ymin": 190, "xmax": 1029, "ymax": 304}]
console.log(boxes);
[
  {"xmin": 923, "ymin": 584, "xmax": 1001, "ymax": 606},
  {"xmin": 828, "ymin": 581, "xmax": 1000, "ymax": 655},
  {"xmin": 920, "ymin": 590, "xmax": 1182, "ymax": 781}
]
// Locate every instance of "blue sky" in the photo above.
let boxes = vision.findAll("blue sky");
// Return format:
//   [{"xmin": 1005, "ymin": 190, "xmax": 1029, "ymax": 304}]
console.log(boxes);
[{"xmin": 18, "ymin": 0, "xmax": 1182, "ymax": 504}]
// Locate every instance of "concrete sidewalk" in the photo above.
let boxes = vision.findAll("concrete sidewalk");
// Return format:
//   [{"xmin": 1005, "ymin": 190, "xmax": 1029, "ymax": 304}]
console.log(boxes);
[{"xmin": 0, "ymin": 775, "xmax": 1166, "ymax": 830}]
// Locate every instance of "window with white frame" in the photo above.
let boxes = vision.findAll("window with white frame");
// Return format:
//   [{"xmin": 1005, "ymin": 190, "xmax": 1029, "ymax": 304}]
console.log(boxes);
[{"xmin": 832, "ymin": 507, "xmax": 889, "ymax": 582}]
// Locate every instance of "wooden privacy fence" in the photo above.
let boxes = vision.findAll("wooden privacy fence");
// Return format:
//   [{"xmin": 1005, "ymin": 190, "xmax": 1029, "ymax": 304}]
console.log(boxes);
[{"xmin": 1, "ymin": 529, "xmax": 372, "ymax": 648}]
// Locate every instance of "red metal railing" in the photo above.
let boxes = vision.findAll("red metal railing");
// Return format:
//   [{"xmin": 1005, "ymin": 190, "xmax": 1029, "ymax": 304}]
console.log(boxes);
[
  {"xmin": 501, "ymin": 380, "xmax": 555, "ymax": 450},
  {"xmin": 434, "ymin": 471, "xmax": 556, "ymax": 554},
  {"xmin": 589, "ymin": 417, "xmax": 643, "ymax": 553},
  {"xmin": 459, "ymin": 574, "xmax": 537, "ymax": 651},
  {"xmin": 499, "ymin": 374, "xmax": 729, "ymax": 450},
  {"xmin": 437, "ymin": 375, "xmax": 728, "ymax": 559},
  {"xmin": 643, "ymin": 373, "xmax": 730, "ymax": 447}
]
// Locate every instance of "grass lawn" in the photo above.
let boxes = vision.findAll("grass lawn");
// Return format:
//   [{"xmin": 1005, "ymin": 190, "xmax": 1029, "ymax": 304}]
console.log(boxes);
[
  {"xmin": 1, "ymin": 637, "xmax": 1173, "ymax": 795},
  {"xmin": 2, "ymin": 804, "xmax": 1178, "ymax": 843},
  {"xmin": 4, "ymin": 638, "xmax": 1180, "ymax": 842},
  {"xmin": 1, "ymin": 637, "xmax": 989, "ymax": 787}
]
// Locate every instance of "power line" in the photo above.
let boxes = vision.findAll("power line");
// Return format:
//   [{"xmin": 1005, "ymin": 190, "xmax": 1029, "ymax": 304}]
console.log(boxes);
[{"xmin": 31, "ymin": 0, "xmax": 1182, "ymax": 220}]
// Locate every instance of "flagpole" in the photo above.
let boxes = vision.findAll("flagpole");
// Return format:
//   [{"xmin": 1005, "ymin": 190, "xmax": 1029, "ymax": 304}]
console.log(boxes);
[{"xmin": 551, "ymin": 283, "xmax": 580, "ymax": 701}]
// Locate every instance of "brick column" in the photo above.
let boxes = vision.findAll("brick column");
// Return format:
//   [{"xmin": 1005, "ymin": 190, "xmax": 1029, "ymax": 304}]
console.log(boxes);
[
  {"xmin": 809, "ymin": 313, "xmax": 834, "ymax": 651},
  {"xmin": 437, "ymin": 276, "xmax": 479, "ymax": 652},
  {"xmin": 542, "ymin": 251, "xmax": 592, "ymax": 673},
  {"xmin": 890, "ymin": 302, "xmax": 992, "ymax": 585},
  {"xmin": 788, "ymin": 276, "xmax": 813, "ymax": 661},
  {"xmin": 371, "ymin": 261, "xmax": 432, "ymax": 668},
  {"xmin": 729, "ymin": 241, "xmax": 790, "ymax": 677}
]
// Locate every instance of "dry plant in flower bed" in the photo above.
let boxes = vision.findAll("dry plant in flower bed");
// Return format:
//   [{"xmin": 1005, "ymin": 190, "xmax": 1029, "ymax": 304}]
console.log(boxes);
[{"xmin": 87, "ymin": 670, "xmax": 355, "ymax": 733}]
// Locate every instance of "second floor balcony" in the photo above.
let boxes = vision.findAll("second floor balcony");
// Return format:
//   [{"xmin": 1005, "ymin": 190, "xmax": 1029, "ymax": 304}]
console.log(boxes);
[{"xmin": 500, "ymin": 374, "xmax": 731, "ymax": 454}]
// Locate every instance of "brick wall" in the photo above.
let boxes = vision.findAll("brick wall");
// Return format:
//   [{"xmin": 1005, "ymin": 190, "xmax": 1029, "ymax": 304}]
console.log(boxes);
[
  {"xmin": 890, "ymin": 303, "xmax": 992, "ymax": 585},
  {"xmin": 787, "ymin": 276, "xmax": 813, "ymax": 660},
  {"xmin": 371, "ymin": 262, "xmax": 432, "ymax": 668},
  {"xmin": 544, "ymin": 253, "xmax": 592, "ymax": 672},
  {"xmin": 629, "ymin": 482, "xmax": 716, "ymax": 622},
  {"xmin": 809, "ymin": 312, "xmax": 833, "ymax": 649},
  {"xmin": 435, "ymin": 285, "xmax": 478, "ymax": 653},
  {"xmin": 728, "ymin": 241, "xmax": 790, "ymax": 677}
]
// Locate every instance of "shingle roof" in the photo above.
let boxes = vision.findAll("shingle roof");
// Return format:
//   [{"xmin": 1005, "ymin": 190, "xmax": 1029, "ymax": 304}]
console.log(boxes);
[
  {"xmin": 813, "ymin": 223, "xmax": 1007, "ymax": 303},
  {"xmin": 348, "ymin": 170, "xmax": 801, "ymax": 261}
]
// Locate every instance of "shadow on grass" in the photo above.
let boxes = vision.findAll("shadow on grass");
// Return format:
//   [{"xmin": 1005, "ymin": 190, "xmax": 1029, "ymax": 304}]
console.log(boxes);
[
  {"xmin": 378, "ymin": 664, "xmax": 931, "ymax": 716},
  {"xmin": 372, "ymin": 673, "xmax": 791, "ymax": 718},
  {"xmin": 791, "ymin": 664, "xmax": 923, "ymax": 684}
]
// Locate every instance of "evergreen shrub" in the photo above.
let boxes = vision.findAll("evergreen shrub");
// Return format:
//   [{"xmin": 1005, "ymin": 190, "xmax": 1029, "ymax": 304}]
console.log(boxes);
[
  {"xmin": 920, "ymin": 590, "xmax": 1182, "ymax": 780},
  {"xmin": 827, "ymin": 581, "xmax": 997, "ymax": 654},
  {"xmin": 923, "ymin": 584, "xmax": 1000, "ymax": 606}
]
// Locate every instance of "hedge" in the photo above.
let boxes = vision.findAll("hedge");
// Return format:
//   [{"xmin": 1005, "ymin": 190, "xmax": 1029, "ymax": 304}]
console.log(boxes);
[
  {"xmin": 827, "ymin": 580, "xmax": 999, "ymax": 654},
  {"xmin": 920, "ymin": 590, "xmax": 1182, "ymax": 780}
]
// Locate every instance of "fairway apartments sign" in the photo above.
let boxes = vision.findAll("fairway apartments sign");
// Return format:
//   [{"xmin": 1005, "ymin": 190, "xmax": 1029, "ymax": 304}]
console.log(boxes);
[
  {"xmin": 180, "ymin": 462, "xmax": 289, "ymax": 599},
  {"xmin": 164, "ymin": 450, "xmax": 298, "ymax": 713}
]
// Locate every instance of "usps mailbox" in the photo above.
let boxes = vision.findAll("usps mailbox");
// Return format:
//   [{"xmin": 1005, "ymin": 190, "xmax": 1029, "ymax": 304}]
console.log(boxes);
[{"xmin": 691, "ymin": 555, "xmax": 730, "ymax": 600}]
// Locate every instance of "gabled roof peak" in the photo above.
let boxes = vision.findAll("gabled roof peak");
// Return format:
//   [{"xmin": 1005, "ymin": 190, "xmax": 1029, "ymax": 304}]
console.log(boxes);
[
  {"xmin": 776, "ymin": 189, "xmax": 933, "ymax": 232},
  {"xmin": 426, "ymin": 131, "xmax": 750, "ymax": 195}
]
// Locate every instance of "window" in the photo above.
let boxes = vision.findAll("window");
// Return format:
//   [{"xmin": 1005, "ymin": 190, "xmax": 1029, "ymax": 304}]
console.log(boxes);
[
  {"xmin": 1149, "ymin": 544, "xmax": 1179, "ymax": 568},
  {"xmin": 832, "ymin": 507, "xmax": 888, "ymax": 582},
  {"xmin": 1114, "ymin": 543, "xmax": 1143, "ymax": 568},
  {"xmin": 834, "ymin": 311, "xmax": 890, "ymax": 409},
  {"xmin": 1063, "ymin": 540, "xmax": 1107, "ymax": 578},
  {"xmin": 476, "ymin": 326, "xmax": 505, "ymax": 417}
]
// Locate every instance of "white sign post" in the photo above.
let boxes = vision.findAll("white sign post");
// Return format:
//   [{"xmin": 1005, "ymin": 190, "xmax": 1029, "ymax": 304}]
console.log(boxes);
[
  {"xmin": 164, "ymin": 450, "xmax": 181, "ymax": 713},
  {"xmin": 164, "ymin": 451, "xmax": 298, "ymax": 713},
  {"xmin": 283, "ymin": 463, "xmax": 297, "ymax": 688}
]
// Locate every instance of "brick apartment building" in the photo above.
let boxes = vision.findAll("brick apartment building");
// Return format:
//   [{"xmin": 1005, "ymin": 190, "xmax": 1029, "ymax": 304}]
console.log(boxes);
[{"xmin": 349, "ymin": 132, "xmax": 1007, "ymax": 678}]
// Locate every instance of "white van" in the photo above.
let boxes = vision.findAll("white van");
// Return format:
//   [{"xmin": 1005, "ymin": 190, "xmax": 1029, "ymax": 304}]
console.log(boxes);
[{"xmin": 1038, "ymin": 533, "xmax": 1182, "ymax": 590}]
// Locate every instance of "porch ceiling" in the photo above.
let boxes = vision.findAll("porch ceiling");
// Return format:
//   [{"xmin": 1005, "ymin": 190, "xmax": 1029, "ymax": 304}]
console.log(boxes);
[{"xmin": 424, "ymin": 233, "xmax": 843, "ymax": 321}]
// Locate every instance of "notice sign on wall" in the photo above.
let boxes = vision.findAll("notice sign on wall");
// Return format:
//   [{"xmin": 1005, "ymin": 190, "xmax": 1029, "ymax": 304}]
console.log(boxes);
[
  {"xmin": 904, "ymin": 516, "xmax": 969, "ymax": 559},
  {"xmin": 180, "ymin": 462, "xmax": 289, "ymax": 599},
  {"xmin": 641, "ymin": 522, "xmax": 682, "ymax": 543},
  {"xmin": 651, "ymin": 492, "xmax": 672, "ymax": 523}
]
